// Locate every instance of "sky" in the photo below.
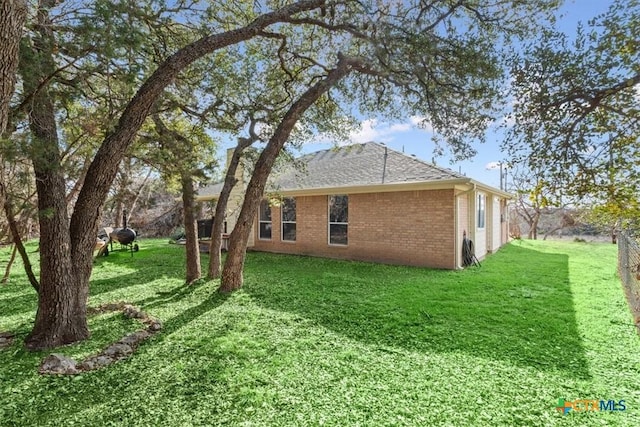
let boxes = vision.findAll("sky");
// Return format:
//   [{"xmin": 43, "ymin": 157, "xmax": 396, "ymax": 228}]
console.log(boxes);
[{"xmin": 218, "ymin": 0, "xmax": 616, "ymax": 190}]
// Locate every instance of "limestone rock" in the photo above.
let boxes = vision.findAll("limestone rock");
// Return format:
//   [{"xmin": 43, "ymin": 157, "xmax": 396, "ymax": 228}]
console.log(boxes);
[
  {"xmin": 103, "ymin": 302, "xmax": 126, "ymax": 312},
  {"xmin": 94, "ymin": 355, "xmax": 113, "ymax": 367},
  {"xmin": 39, "ymin": 353, "xmax": 78, "ymax": 375},
  {"xmin": 119, "ymin": 330, "xmax": 151, "ymax": 346},
  {"xmin": 147, "ymin": 320, "xmax": 163, "ymax": 332},
  {"xmin": 103, "ymin": 343, "xmax": 133, "ymax": 357},
  {"xmin": 123, "ymin": 305, "xmax": 146, "ymax": 319},
  {"xmin": 78, "ymin": 360, "xmax": 95, "ymax": 371}
]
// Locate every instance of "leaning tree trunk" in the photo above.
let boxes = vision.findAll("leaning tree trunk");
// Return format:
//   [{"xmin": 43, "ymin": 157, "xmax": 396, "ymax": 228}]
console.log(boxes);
[
  {"xmin": 182, "ymin": 173, "xmax": 201, "ymax": 284},
  {"xmin": 0, "ymin": 0, "xmax": 27, "ymax": 135},
  {"xmin": 23, "ymin": 1, "xmax": 90, "ymax": 350},
  {"xmin": 0, "ymin": 183, "xmax": 39, "ymax": 291},
  {"xmin": 208, "ymin": 138, "xmax": 254, "ymax": 279},
  {"xmin": 24, "ymin": 0, "xmax": 324, "ymax": 350},
  {"xmin": 2, "ymin": 244, "xmax": 17, "ymax": 284},
  {"xmin": 220, "ymin": 57, "xmax": 355, "ymax": 292},
  {"xmin": 69, "ymin": 0, "xmax": 326, "ymax": 283}
]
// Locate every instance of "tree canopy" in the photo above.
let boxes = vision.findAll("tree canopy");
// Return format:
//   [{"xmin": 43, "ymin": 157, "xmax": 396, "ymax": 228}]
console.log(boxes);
[
  {"xmin": 505, "ymin": 0, "xmax": 639, "ymax": 225},
  {"xmin": 1, "ymin": 0, "xmax": 561, "ymax": 349}
]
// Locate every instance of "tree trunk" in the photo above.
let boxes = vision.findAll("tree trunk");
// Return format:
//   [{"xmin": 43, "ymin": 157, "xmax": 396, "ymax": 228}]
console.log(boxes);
[
  {"xmin": 208, "ymin": 139, "xmax": 253, "ymax": 279},
  {"xmin": 182, "ymin": 173, "xmax": 201, "ymax": 284},
  {"xmin": 0, "ymin": 183, "xmax": 39, "ymax": 291},
  {"xmin": 2, "ymin": 244, "xmax": 17, "ymax": 284},
  {"xmin": 69, "ymin": 0, "xmax": 325, "ymax": 292},
  {"xmin": 127, "ymin": 167, "xmax": 152, "ymax": 221},
  {"xmin": 113, "ymin": 165, "xmax": 131, "ymax": 228},
  {"xmin": 220, "ymin": 57, "xmax": 355, "ymax": 292},
  {"xmin": 23, "ymin": 90, "xmax": 89, "ymax": 349},
  {"xmin": 150, "ymin": 114, "xmax": 202, "ymax": 283},
  {"xmin": 0, "ymin": 0, "xmax": 27, "ymax": 135},
  {"xmin": 531, "ymin": 216, "xmax": 539, "ymax": 240},
  {"xmin": 22, "ymin": 0, "xmax": 324, "ymax": 350},
  {"xmin": 22, "ymin": 1, "xmax": 89, "ymax": 350},
  {"xmin": 611, "ymin": 218, "xmax": 620, "ymax": 244}
]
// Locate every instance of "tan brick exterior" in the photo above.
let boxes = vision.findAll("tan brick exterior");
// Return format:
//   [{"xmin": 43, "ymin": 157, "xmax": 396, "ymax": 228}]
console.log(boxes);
[{"xmin": 252, "ymin": 189, "xmax": 456, "ymax": 269}]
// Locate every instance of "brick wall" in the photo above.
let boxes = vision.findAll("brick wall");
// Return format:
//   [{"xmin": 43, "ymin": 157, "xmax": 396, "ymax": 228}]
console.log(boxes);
[{"xmin": 252, "ymin": 189, "xmax": 456, "ymax": 269}]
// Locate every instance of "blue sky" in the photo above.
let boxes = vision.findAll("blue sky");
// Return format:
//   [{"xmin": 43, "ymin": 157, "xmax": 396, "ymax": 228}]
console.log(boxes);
[
  {"xmin": 331, "ymin": 0, "xmax": 616, "ymax": 190},
  {"xmin": 218, "ymin": 0, "xmax": 615, "ymax": 190}
]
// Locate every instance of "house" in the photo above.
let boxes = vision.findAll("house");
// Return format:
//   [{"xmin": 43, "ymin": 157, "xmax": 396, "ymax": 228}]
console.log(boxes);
[{"xmin": 197, "ymin": 142, "xmax": 510, "ymax": 269}]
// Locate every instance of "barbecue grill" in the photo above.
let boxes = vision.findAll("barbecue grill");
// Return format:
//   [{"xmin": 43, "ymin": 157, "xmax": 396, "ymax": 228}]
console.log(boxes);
[{"xmin": 97, "ymin": 210, "xmax": 139, "ymax": 256}]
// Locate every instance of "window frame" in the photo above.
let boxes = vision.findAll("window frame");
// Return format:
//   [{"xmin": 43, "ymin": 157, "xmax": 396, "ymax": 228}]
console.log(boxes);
[
  {"xmin": 258, "ymin": 199, "xmax": 272, "ymax": 240},
  {"xmin": 281, "ymin": 197, "xmax": 296, "ymax": 242},
  {"xmin": 328, "ymin": 195, "xmax": 348, "ymax": 246},
  {"xmin": 477, "ymin": 193, "xmax": 486, "ymax": 229}
]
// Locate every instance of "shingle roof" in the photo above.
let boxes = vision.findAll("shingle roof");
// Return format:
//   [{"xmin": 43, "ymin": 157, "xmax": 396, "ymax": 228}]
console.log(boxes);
[
  {"xmin": 271, "ymin": 141, "xmax": 465, "ymax": 191},
  {"xmin": 197, "ymin": 181, "xmax": 224, "ymax": 200},
  {"xmin": 197, "ymin": 142, "xmax": 470, "ymax": 200}
]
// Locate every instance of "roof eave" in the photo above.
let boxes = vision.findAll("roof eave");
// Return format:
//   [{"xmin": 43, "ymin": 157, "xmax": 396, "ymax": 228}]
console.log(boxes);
[
  {"xmin": 268, "ymin": 178, "xmax": 474, "ymax": 197},
  {"xmin": 469, "ymin": 179, "xmax": 513, "ymax": 199},
  {"xmin": 195, "ymin": 179, "xmax": 513, "ymax": 201}
]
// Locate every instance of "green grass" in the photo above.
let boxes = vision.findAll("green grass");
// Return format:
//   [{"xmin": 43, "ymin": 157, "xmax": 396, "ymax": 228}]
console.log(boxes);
[{"xmin": 1, "ymin": 239, "xmax": 639, "ymax": 426}]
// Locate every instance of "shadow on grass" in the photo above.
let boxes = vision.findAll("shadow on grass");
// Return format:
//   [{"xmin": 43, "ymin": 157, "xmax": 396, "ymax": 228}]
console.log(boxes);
[
  {"xmin": 133, "ymin": 281, "xmax": 203, "ymax": 311},
  {"xmin": 0, "ymin": 286, "xmax": 234, "ymax": 426},
  {"xmin": 244, "ymin": 243, "xmax": 591, "ymax": 378},
  {"xmin": 0, "ymin": 242, "xmax": 190, "ymax": 332},
  {"xmin": 146, "ymin": 290, "xmax": 231, "ymax": 343},
  {"xmin": 0, "ymin": 292, "xmax": 38, "ymax": 318},
  {"xmin": 0, "ymin": 268, "xmax": 182, "ymax": 320},
  {"xmin": 90, "ymin": 271, "xmax": 171, "ymax": 296}
]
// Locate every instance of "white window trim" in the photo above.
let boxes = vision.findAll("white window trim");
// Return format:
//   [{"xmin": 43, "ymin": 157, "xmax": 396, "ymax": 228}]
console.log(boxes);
[
  {"xmin": 258, "ymin": 200, "xmax": 272, "ymax": 240},
  {"xmin": 477, "ymin": 193, "xmax": 486, "ymax": 230},
  {"xmin": 328, "ymin": 195, "xmax": 348, "ymax": 246},
  {"xmin": 281, "ymin": 197, "xmax": 296, "ymax": 242}
]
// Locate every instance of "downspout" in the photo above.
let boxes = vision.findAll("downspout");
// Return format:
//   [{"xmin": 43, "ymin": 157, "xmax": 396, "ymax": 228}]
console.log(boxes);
[{"xmin": 454, "ymin": 183, "xmax": 476, "ymax": 269}]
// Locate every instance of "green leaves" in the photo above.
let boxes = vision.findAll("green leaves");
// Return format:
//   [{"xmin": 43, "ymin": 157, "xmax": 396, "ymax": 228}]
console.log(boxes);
[{"xmin": 505, "ymin": 0, "xmax": 640, "ymax": 221}]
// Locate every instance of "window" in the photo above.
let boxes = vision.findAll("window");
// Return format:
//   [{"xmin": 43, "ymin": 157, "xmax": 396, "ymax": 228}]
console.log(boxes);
[
  {"xmin": 477, "ymin": 193, "xmax": 485, "ymax": 229},
  {"xmin": 281, "ymin": 197, "xmax": 296, "ymax": 242},
  {"xmin": 328, "ymin": 195, "xmax": 348, "ymax": 245},
  {"xmin": 259, "ymin": 199, "xmax": 272, "ymax": 240}
]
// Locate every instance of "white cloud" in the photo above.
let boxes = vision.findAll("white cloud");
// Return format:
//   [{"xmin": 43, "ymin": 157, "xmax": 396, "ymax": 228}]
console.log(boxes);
[
  {"xmin": 409, "ymin": 115, "xmax": 435, "ymax": 132},
  {"xmin": 349, "ymin": 116, "xmax": 432, "ymax": 144},
  {"xmin": 409, "ymin": 115, "xmax": 424, "ymax": 125},
  {"xmin": 254, "ymin": 122, "xmax": 274, "ymax": 140},
  {"xmin": 389, "ymin": 123, "xmax": 411, "ymax": 132},
  {"xmin": 349, "ymin": 119, "xmax": 383, "ymax": 143},
  {"xmin": 485, "ymin": 161, "xmax": 503, "ymax": 170}
]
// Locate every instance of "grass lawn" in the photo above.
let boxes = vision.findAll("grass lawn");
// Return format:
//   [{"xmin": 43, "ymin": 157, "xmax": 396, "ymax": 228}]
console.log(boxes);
[{"xmin": 1, "ymin": 239, "xmax": 639, "ymax": 426}]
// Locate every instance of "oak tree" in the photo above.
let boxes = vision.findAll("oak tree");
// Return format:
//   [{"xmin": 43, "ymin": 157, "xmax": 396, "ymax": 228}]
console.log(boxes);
[
  {"xmin": 505, "ymin": 0, "xmax": 639, "ymax": 228},
  {"xmin": 218, "ymin": 0, "xmax": 560, "ymax": 290},
  {"xmin": 17, "ymin": 0, "xmax": 328, "ymax": 350}
]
